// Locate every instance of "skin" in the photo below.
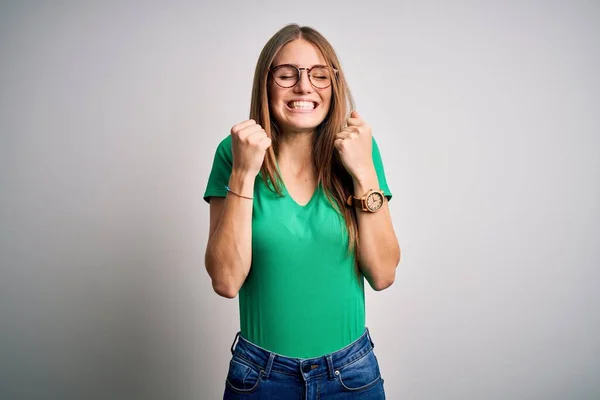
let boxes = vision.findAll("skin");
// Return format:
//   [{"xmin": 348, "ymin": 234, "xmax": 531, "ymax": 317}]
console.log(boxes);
[
  {"xmin": 205, "ymin": 39, "xmax": 400, "ymax": 298},
  {"xmin": 268, "ymin": 39, "xmax": 332, "ymax": 137},
  {"xmin": 335, "ymin": 110, "xmax": 401, "ymax": 290},
  {"xmin": 269, "ymin": 39, "xmax": 331, "ymax": 206}
]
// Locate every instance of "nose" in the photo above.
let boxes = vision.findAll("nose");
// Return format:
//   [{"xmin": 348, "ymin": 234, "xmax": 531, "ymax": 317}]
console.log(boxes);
[{"xmin": 294, "ymin": 69, "xmax": 313, "ymax": 93}]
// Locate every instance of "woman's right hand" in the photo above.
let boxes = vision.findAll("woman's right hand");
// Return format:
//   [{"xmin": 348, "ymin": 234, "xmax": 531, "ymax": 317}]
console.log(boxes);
[
  {"xmin": 230, "ymin": 119, "xmax": 272, "ymax": 177},
  {"xmin": 207, "ymin": 120, "xmax": 268, "ymax": 298}
]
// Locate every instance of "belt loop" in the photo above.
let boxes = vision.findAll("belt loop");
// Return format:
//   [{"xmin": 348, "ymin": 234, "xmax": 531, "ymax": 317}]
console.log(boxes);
[
  {"xmin": 366, "ymin": 327, "xmax": 374, "ymax": 348},
  {"xmin": 326, "ymin": 354, "xmax": 335, "ymax": 380},
  {"xmin": 230, "ymin": 331, "xmax": 241, "ymax": 355},
  {"xmin": 263, "ymin": 353, "xmax": 276, "ymax": 379}
]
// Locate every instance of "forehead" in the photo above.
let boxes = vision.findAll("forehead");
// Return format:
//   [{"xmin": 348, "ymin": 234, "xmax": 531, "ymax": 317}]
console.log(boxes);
[{"xmin": 272, "ymin": 39, "xmax": 326, "ymax": 67}]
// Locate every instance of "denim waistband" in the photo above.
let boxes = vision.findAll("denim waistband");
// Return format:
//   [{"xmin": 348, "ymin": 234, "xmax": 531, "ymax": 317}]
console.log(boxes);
[{"xmin": 229, "ymin": 328, "xmax": 375, "ymax": 381}]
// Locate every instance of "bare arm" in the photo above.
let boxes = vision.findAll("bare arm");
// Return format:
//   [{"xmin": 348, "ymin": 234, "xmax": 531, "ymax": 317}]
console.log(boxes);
[
  {"xmin": 205, "ymin": 172, "xmax": 255, "ymax": 298},
  {"xmin": 204, "ymin": 119, "xmax": 271, "ymax": 298},
  {"xmin": 334, "ymin": 111, "xmax": 401, "ymax": 291},
  {"xmin": 353, "ymin": 173, "xmax": 401, "ymax": 291}
]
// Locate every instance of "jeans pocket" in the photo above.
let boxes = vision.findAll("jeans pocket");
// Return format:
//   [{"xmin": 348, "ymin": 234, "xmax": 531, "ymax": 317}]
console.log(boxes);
[
  {"xmin": 225, "ymin": 356, "xmax": 263, "ymax": 394},
  {"xmin": 335, "ymin": 349, "xmax": 382, "ymax": 392}
]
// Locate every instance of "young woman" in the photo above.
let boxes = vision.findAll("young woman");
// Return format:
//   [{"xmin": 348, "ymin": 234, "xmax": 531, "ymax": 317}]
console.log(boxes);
[{"xmin": 204, "ymin": 23, "xmax": 400, "ymax": 399}]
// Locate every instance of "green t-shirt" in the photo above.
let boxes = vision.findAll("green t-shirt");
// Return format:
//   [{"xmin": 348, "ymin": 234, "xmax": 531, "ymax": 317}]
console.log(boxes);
[{"xmin": 204, "ymin": 135, "xmax": 391, "ymax": 358}]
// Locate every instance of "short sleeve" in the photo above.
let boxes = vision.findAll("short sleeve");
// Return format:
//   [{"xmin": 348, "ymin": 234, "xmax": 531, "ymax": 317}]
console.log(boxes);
[
  {"xmin": 372, "ymin": 136, "xmax": 392, "ymax": 201},
  {"xmin": 203, "ymin": 136, "xmax": 233, "ymax": 203}
]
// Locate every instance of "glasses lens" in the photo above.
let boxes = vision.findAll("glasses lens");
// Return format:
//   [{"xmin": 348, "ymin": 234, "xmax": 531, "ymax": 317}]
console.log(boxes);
[
  {"xmin": 309, "ymin": 67, "xmax": 332, "ymax": 89},
  {"xmin": 272, "ymin": 66, "xmax": 298, "ymax": 88}
]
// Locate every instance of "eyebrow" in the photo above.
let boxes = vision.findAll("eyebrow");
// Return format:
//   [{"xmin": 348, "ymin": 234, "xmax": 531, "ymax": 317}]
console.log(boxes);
[{"xmin": 272, "ymin": 63, "xmax": 329, "ymax": 68}]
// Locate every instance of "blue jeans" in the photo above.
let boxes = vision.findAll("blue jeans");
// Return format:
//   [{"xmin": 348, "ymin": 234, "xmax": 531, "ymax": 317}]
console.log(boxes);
[{"xmin": 223, "ymin": 328, "xmax": 386, "ymax": 399}]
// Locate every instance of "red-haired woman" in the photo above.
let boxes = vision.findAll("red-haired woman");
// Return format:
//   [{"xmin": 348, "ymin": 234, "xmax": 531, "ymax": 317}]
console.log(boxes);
[{"xmin": 204, "ymin": 24, "xmax": 400, "ymax": 399}]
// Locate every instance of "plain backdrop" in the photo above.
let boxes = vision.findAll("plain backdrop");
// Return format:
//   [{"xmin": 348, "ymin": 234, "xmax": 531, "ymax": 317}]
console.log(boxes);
[{"xmin": 1, "ymin": 1, "xmax": 599, "ymax": 399}]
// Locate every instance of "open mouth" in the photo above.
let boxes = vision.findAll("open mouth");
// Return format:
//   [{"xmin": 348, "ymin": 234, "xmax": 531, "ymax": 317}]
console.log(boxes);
[{"xmin": 286, "ymin": 101, "xmax": 317, "ymax": 110}]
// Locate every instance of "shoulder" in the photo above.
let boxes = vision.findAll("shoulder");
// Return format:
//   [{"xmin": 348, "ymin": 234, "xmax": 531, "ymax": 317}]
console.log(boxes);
[
  {"xmin": 216, "ymin": 135, "xmax": 232, "ymax": 153},
  {"xmin": 213, "ymin": 135, "xmax": 233, "ymax": 164}
]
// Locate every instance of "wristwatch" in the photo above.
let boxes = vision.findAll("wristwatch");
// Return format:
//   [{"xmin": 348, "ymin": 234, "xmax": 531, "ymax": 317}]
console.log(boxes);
[{"xmin": 346, "ymin": 189, "xmax": 385, "ymax": 213}]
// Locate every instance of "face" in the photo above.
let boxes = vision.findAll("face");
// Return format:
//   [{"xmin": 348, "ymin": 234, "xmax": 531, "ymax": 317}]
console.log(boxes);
[{"xmin": 268, "ymin": 39, "xmax": 333, "ymax": 136}]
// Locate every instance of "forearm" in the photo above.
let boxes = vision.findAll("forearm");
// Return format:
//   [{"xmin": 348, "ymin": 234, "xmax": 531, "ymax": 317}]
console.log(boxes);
[
  {"xmin": 205, "ymin": 172, "xmax": 254, "ymax": 298},
  {"xmin": 353, "ymin": 170, "xmax": 401, "ymax": 291}
]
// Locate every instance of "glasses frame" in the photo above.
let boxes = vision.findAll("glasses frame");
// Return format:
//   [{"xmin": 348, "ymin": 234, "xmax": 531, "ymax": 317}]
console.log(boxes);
[{"xmin": 270, "ymin": 64, "xmax": 338, "ymax": 89}]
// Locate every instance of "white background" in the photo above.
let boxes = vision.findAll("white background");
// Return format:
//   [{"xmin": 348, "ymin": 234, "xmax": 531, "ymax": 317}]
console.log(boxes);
[{"xmin": 1, "ymin": 1, "xmax": 599, "ymax": 399}]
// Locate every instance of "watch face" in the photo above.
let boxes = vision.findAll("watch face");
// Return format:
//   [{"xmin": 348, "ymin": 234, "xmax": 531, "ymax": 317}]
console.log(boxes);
[{"xmin": 366, "ymin": 192, "xmax": 384, "ymax": 211}]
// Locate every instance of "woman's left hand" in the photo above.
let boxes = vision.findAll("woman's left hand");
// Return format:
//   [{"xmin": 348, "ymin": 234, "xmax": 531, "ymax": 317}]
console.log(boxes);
[{"xmin": 334, "ymin": 110, "xmax": 376, "ymax": 182}]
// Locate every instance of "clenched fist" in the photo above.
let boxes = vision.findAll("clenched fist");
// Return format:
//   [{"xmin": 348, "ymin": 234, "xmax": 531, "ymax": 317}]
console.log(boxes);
[
  {"xmin": 334, "ymin": 111, "xmax": 375, "ymax": 181},
  {"xmin": 230, "ymin": 119, "xmax": 272, "ymax": 177}
]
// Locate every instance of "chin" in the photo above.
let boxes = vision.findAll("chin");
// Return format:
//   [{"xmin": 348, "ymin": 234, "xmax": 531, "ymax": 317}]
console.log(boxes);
[
  {"xmin": 287, "ymin": 114, "xmax": 327, "ymax": 129},
  {"xmin": 285, "ymin": 121, "xmax": 324, "ymax": 134}
]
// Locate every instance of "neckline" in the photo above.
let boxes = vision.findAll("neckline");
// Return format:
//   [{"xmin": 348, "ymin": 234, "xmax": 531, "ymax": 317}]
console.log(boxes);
[
  {"xmin": 283, "ymin": 182, "xmax": 320, "ymax": 209},
  {"xmin": 275, "ymin": 161, "xmax": 319, "ymax": 209}
]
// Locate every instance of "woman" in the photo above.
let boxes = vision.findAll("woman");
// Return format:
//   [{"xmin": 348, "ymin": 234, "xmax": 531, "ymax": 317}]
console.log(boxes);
[{"xmin": 204, "ymin": 23, "xmax": 400, "ymax": 399}]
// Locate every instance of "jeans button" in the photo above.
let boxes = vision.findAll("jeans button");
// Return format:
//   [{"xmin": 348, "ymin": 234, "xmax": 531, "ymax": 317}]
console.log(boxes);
[{"xmin": 302, "ymin": 363, "xmax": 311, "ymax": 373}]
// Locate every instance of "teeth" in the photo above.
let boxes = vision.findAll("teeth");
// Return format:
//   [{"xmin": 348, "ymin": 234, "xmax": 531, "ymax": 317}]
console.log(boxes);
[{"xmin": 289, "ymin": 101, "xmax": 315, "ymax": 109}]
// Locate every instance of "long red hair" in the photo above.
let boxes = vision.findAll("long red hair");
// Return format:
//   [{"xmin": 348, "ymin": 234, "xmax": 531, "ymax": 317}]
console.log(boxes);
[{"xmin": 249, "ymin": 24, "xmax": 359, "ymax": 257}]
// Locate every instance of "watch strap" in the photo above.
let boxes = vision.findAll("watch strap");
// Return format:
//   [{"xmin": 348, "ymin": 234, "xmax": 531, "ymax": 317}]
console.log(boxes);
[{"xmin": 346, "ymin": 189, "xmax": 385, "ymax": 212}]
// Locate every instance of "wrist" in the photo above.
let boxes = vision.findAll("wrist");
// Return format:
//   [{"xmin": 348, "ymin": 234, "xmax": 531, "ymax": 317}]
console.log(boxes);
[
  {"xmin": 352, "ymin": 169, "xmax": 379, "ymax": 196},
  {"xmin": 228, "ymin": 171, "xmax": 256, "ymax": 198}
]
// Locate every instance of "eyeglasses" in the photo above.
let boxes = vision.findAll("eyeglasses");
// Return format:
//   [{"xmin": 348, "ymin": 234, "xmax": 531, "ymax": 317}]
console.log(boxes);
[{"xmin": 270, "ymin": 64, "xmax": 337, "ymax": 89}]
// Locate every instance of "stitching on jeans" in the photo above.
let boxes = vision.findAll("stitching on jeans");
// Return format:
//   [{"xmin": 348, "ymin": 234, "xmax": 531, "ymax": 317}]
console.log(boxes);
[
  {"xmin": 317, "ymin": 377, "xmax": 320, "ymax": 399},
  {"xmin": 337, "ymin": 373, "xmax": 382, "ymax": 392},
  {"xmin": 231, "ymin": 359, "xmax": 253, "ymax": 378},
  {"xmin": 337, "ymin": 347, "xmax": 374, "ymax": 371},
  {"xmin": 234, "ymin": 354, "xmax": 333, "ymax": 379},
  {"xmin": 226, "ymin": 366, "xmax": 262, "ymax": 394},
  {"xmin": 233, "ymin": 330, "xmax": 375, "ymax": 382},
  {"xmin": 270, "ymin": 367, "xmax": 300, "ymax": 377},
  {"xmin": 232, "ymin": 354, "xmax": 264, "ymax": 372}
]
